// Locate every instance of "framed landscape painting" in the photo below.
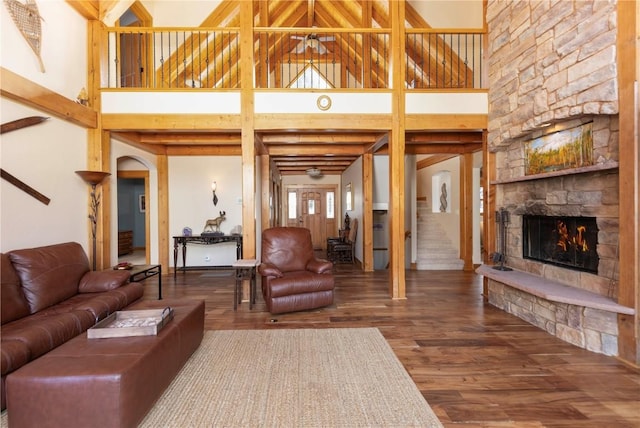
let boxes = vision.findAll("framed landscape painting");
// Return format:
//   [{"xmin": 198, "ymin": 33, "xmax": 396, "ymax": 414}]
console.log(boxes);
[{"xmin": 525, "ymin": 122, "xmax": 593, "ymax": 175}]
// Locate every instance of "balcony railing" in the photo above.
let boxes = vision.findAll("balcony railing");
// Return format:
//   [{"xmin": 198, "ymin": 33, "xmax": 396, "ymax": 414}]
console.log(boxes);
[{"xmin": 105, "ymin": 27, "xmax": 484, "ymax": 90}]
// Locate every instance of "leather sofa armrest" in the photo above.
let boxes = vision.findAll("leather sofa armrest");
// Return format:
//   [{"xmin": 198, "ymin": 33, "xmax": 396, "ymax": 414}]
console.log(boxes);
[
  {"xmin": 258, "ymin": 262, "xmax": 283, "ymax": 278},
  {"xmin": 306, "ymin": 258, "xmax": 333, "ymax": 274},
  {"xmin": 78, "ymin": 270, "xmax": 131, "ymax": 293}
]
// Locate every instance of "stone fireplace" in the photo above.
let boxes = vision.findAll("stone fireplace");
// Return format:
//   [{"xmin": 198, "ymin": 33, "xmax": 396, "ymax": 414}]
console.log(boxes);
[
  {"xmin": 483, "ymin": 1, "xmax": 630, "ymax": 356},
  {"xmin": 493, "ymin": 115, "xmax": 619, "ymax": 298}
]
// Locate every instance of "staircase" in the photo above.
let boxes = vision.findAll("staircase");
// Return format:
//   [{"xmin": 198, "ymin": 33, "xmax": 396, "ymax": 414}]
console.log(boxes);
[{"xmin": 416, "ymin": 201, "xmax": 464, "ymax": 270}]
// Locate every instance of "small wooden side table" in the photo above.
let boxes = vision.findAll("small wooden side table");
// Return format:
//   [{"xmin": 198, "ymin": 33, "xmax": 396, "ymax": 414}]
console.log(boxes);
[{"xmin": 232, "ymin": 259, "xmax": 258, "ymax": 310}]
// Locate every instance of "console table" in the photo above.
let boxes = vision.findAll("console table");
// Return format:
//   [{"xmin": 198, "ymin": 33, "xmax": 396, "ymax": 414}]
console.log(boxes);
[{"xmin": 173, "ymin": 235, "xmax": 242, "ymax": 277}]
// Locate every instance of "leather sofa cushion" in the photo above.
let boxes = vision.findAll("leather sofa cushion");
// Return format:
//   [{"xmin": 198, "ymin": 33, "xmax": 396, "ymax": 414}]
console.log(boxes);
[
  {"xmin": 0, "ymin": 340, "xmax": 30, "ymax": 376},
  {"xmin": 78, "ymin": 270, "xmax": 130, "ymax": 293},
  {"xmin": 9, "ymin": 242, "xmax": 90, "ymax": 313},
  {"xmin": 72, "ymin": 283, "xmax": 145, "ymax": 321},
  {"xmin": 1, "ymin": 253, "xmax": 30, "ymax": 324},
  {"xmin": 1, "ymin": 311, "xmax": 95, "ymax": 361}
]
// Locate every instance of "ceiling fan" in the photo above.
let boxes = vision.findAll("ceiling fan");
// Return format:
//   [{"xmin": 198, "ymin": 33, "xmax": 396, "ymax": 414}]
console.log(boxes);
[
  {"xmin": 306, "ymin": 166, "xmax": 323, "ymax": 178},
  {"xmin": 291, "ymin": 33, "xmax": 334, "ymax": 54}
]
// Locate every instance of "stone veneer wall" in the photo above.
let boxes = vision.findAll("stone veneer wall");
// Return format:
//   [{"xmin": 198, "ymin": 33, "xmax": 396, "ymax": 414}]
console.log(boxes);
[
  {"xmin": 485, "ymin": 1, "xmax": 621, "ymax": 356},
  {"xmin": 487, "ymin": 0, "xmax": 618, "ymax": 149}
]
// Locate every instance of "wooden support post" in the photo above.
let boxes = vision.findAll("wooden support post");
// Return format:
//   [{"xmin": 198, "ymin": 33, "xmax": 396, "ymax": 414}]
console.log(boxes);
[
  {"xmin": 616, "ymin": 0, "xmax": 639, "ymax": 364},
  {"xmin": 362, "ymin": 152, "xmax": 374, "ymax": 272},
  {"xmin": 240, "ymin": 0, "xmax": 256, "ymax": 262},
  {"xmin": 460, "ymin": 152, "xmax": 474, "ymax": 270},
  {"xmin": 388, "ymin": 0, "xmax": 406, "ymax": 299}
]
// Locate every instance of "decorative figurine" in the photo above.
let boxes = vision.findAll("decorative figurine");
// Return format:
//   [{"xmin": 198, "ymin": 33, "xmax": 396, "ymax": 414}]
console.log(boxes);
[{"xmin": 202, "ymin": 211, "xmax": 226, "ymax": 235}]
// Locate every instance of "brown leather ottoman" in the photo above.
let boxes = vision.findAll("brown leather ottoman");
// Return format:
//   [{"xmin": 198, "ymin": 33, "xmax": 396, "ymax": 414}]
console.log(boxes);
[{"xmin": 6, "ymin": 299, "xmax": 204, "ymax": 428}]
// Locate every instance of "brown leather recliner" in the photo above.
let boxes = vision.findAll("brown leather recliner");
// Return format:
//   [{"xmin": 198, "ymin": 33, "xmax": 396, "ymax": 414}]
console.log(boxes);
[{"xmin": 258, "ymin": 227, "xmax": 334, "ymax": 314}]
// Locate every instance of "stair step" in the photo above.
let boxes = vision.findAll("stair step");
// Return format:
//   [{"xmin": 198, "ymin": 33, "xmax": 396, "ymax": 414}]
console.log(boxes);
[
  {"xmin": 416, "ymin": 261, "xmax": 465, "ymax": 270},
  {"xmin": 415, "ymin": 201, "xmax": 462, "ymax": 271}
]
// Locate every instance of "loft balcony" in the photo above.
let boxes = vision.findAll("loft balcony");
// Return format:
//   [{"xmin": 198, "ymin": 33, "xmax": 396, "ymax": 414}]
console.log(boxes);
[
  {"xmin": 97, "ymin": 0, "xmax": 488, "ymax": 175},
  {"xmin": 105, "ymin": 28, "xmax": 484, "ymax": 91},
  {"xmin": 102, "ymin": 27, "xmax": 487, "ymax": 123}
]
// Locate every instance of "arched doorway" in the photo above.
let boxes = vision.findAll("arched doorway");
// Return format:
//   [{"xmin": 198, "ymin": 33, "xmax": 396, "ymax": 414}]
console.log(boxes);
[{"xmin": 116, "ymin": 157, "xmax": 150, "ymax": 264}]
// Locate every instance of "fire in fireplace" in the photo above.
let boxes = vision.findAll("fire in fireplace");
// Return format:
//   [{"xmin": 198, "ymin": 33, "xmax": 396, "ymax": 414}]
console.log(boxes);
[{"xmin": 523, "ymin": 215, "xmax": 599, "ymax": 273}]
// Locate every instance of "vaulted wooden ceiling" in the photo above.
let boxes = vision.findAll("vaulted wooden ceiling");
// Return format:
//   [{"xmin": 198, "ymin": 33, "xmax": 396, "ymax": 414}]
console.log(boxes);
[{"xmin": 90, "ymin": 0, "xmax": 484, "ymax": 176}]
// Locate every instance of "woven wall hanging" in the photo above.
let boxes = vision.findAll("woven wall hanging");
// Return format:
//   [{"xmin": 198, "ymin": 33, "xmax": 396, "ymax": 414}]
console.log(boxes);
[{"xmin": 4, "ymin": 0, "xmax": 45, "ymax": 72}]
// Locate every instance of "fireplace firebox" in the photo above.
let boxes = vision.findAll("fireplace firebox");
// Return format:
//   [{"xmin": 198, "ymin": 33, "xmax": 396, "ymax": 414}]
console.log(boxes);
[{"xmin": 523, "ymin": 215, "xmax": 599, "ymax": 273}]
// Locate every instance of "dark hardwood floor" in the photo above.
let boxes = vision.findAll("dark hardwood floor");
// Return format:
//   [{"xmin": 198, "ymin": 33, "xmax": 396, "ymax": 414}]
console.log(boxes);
[{"xmin": 144, "ymin": 263, "xmax": 640, "ymax": 427}]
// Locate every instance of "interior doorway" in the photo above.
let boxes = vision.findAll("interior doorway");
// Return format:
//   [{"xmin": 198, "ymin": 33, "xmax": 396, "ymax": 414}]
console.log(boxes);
[
  {"xmin": 117, "ymin": 1, "xmax": 152, "ymax": 88},
  {"xmin": 117, "ymin": 170, "xmax": 149, "ymax": 264}
]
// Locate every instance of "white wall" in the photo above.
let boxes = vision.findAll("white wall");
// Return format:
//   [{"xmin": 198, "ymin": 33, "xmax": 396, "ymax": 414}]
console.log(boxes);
[
  {"xmin": 168, "ymin": 156, "xmax": 243, "ymax": 267},
  {"xmin": 1, "ymin": 3, "xmax": 89, "ymax": 253},
  {"xmin": 1, "ymin": 2, "xmax": 87, "ymax": 97},
  {"xmin": 142, "ymin": 1, "xmax": 223, "ymax": 26},
  {"xmin": 409, "ymin": 0, "xmax": 484, "ymax": 28}
]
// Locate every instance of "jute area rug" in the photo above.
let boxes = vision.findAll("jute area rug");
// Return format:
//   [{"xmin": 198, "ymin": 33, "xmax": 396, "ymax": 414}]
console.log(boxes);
[
  {"xmin": 1, "ymin": 328, "xmax": 442, "ymax": 428},
  {"xmin": 141, "ymin": 327, "xmax": 442, "ymax": 427}
]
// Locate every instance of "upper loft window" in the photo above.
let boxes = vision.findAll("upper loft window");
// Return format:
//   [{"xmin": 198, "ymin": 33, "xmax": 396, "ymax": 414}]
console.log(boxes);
[{"xmin": 289, "ymin": 65, "xmax": 332, "ymax": 89}]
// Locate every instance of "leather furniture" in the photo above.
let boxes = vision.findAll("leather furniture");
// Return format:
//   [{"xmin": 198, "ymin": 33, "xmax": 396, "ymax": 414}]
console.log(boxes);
[
  {"xmin": 1, "ymin": 242, "xmax": 144, "ymax": 410},
  {"xmin": 258, "ymin": 227, "xmax": 334, "ymax": 314},
  {"xmin": 7, "ymin": 299, "xmax": 205, "ymax": 428}
]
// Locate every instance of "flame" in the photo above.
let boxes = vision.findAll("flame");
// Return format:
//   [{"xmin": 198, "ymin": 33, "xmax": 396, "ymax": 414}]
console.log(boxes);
[
  {"xmin": 557, "ymin": 222, "xmax": 589, "ymax": 252},
  {"xmin": 575, "ymin": 226, "xmax": 588, "ymax": 251}
]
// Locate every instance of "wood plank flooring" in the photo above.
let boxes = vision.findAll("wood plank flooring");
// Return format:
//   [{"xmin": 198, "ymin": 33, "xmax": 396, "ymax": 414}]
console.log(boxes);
[{"xmin": 143, "ymin": 263, "xmax": 640, "ymax": 427}]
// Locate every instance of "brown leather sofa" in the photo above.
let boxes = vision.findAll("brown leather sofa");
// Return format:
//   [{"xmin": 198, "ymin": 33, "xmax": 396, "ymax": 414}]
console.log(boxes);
[
  {"xmin": 1, "ymin": 242, "xmax": 144, "ymax": 410},
  {"xmin": 258, "ymin": 227, "xmax": 334, "ymax": 314}
]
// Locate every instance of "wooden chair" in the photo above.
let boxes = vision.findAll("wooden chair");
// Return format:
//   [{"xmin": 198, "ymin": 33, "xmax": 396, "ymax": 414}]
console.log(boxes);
[
  {"xmin": 326, "ymin": 214, "xmax": 351, "ymax": 260},
  {"xmin": 330, "ymin": 218, "xmax": 357, "ymax": 264}
]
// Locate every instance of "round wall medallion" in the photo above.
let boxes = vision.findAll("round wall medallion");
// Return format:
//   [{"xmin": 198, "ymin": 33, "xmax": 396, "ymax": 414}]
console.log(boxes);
[{"xmin": 316, "ymin": 95, "xmax": 332, "ymax": 111}]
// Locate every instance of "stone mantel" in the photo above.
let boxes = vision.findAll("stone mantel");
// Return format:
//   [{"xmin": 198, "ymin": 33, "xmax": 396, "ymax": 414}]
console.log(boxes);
[{"xmin": 491, "ymin": 161, "xmax": 619, "ymax": 185}]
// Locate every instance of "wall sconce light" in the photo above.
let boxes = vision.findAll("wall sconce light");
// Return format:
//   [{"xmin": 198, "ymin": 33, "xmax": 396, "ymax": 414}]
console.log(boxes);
[
  {"xmin": 211, "ymin": 181, "xmax": 218, "ymax": 206},
  {"xmin": 75, "ymin": 170, "xmax": 111, "ymax": 271}
]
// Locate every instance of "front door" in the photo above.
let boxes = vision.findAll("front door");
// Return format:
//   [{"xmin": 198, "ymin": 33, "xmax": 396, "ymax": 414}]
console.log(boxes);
[{"xmin": 285, "ymin": 185, "xmax": 337, "ymax": 250}]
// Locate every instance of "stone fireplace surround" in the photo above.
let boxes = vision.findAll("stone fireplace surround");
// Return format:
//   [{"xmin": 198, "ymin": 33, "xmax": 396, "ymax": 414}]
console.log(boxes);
[
  {"xmin": 479, "ymin": 116, "xmax": 633, "ymax": 356},
  {"xmin": 482, "ymin": 1, "xmax": 633, "ymax": 357}
]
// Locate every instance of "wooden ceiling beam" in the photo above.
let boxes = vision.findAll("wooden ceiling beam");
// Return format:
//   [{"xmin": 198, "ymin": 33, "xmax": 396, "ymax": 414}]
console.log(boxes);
[
  {"xmin": 255, "ymin": 113, "xmax": 391, "ymax": 130},
  {"xmin": 268, "ymin": 144, "xmax": 365, "ymax": 156},
  {"xmin": 101, "ymin": 114, "xmax": 241, "ymax": 131},
  {"xmin": 0, "ymin": 67, "xmax": 96, "ymax": 129},
  {"xmin": 262, "ymin": 133, "xmax": 379, "ymax": 144},
  {"xmin": 405, "ymin": 142, "xmax": 482, "ymax": 154},
  {"xmin": 111, "ymin": 132, "xmax": 166, "ymax": 155},
  {"xmin": 406, "ymin": 132, "xmax": 483, "ymax": 143},
  {"xmin": 165, "ymin": 146, "xmax": 242, "ymax": 156},
  {"xmin": 416, "ymin": 154, "xmax": 457, "ymax": 169},
  {"xmin": 66, "ymin": 0, "xmax": 99, "ymax": 20}
]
